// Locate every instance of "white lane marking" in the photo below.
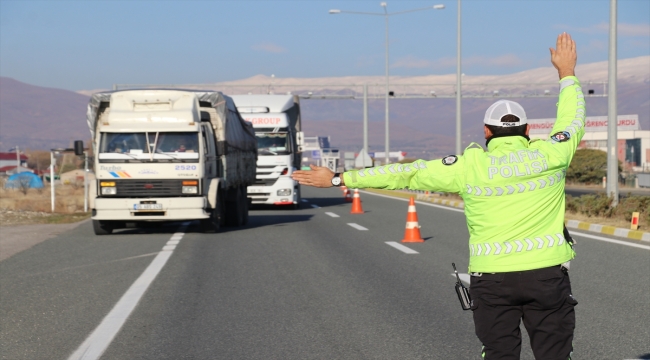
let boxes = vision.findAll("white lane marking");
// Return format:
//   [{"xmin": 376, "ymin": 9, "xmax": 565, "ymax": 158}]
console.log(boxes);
[
  {"xmin": 450, "ymin": 273, "xmax": 471, "ymax": 286},
  {"xmin": 311, "ymin": 204, "xmax": 320, "ymax": 209},
  {"xmin": 68, "ymin": 230, "xmax": 186, "ymax": 360},
  {"xmin": 166, "ymin": 240, "xmax": 180, "ymax": 245},
  {"xmin": 301, "ymin": 199, "xmax": 308, "ymax": 203},
  {"xmin": 385, "ymin": 242, "xmax": 419, "ymax": 254},
  {"xmin": 358, "ymin": 190, "xmax": 465, "ymax": 213},
  {"xmin": 325, "ymin": 212, "xmax": 340, "ymax": 218},
  {"xmin": 571, "ymin": 231, "xmax": 650, "ymax": 250},
  {"xmin": 347, "ymin": 223, "xmax": 368, "ymax": 231}
]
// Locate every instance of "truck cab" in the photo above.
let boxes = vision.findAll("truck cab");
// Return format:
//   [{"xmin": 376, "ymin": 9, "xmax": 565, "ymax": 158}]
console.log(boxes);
[
  {"xmin": 231, "ymin": 95, "xmax": 303, "ymax": 208},
  {"xmin": 88, "ymin": 90, "xmax": 256, "ymax": 234}
]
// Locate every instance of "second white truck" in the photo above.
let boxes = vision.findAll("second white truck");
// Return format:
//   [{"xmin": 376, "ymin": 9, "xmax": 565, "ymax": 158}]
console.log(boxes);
[{"xmin": 231, "ymin": 95, "xmax": 304, "ymax": 209}]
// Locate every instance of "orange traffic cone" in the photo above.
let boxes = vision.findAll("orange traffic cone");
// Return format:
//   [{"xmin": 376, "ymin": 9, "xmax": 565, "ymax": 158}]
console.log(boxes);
[
  {"xmin": 401, "ymin": 197, "xmax": 424, "ymax": 243},
  {"xmin": 344, "ymin": 188, "xmax": 353, "ymax": 202},
  {"xmin": 341, "ymin": 185, "xmax": 347, "ymax": 194},
  {"xmin": 350, "ymin": 189, "xmax": 364, "ymax": 214}
]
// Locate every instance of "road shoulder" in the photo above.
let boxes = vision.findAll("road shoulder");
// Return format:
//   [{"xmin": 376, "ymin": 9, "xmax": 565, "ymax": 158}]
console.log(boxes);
[{"xmin": 0, "ymin": 219, "xmax": 90, "ymax": 261}]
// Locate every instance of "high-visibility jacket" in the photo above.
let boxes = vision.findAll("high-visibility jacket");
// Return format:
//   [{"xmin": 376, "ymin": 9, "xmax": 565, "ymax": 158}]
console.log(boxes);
[{"xmin": 343, "ymin": 76, "xmax": 585, "ymax": 273}]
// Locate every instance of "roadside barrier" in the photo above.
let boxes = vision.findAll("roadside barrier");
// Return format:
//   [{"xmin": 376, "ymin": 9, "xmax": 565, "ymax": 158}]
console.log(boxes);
[
  {"xmin": 350, "ymin": 189, "xmax": 364, "ymax": 214},
  {"xmin": 401, "ymin": 197, "xmax": 424, "ymax": 243}
]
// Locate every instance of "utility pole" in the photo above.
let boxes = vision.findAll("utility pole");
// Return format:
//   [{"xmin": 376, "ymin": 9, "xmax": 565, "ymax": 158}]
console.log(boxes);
[
  {"xmin": 16, "ymin": 145, "xmax": 20, "ymax": 173},
  {"xmin": 607, "ymin": 0, "xmax": 619, "ymax": 205}
]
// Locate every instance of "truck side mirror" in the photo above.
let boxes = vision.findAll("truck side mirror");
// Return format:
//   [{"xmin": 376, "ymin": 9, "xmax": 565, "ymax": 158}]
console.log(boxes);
[
  {"xmin": 74, "ymin": 140, "xmax": 84, "ymax": 156},
  {"xmin": 296, "ymin": 132, "xmax": 304, "ymax": 147}
]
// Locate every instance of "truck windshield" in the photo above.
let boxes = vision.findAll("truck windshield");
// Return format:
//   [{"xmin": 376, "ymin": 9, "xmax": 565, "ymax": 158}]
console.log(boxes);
[
  {"xmin": 98, "ymin": 132, "xmax": 199, "ymax": 162},
  {"xmin": 256, "ymin": 132, "xmax": 290, "ymax": 155}
]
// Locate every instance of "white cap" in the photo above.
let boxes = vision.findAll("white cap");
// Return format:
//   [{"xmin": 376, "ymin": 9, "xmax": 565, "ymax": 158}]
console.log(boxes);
[{"xmin": 483, "ymin": 100, "xmax": 527, "ymax": 127}]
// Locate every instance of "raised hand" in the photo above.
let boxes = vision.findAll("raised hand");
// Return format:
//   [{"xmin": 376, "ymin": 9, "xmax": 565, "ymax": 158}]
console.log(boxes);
[
  {"xmin": 549, "ymin": 32, "xmax": 577, "ymax": 80},
  {"xmin": 291, "ymin": 164, "xmax": 337, "ymax": 188}
]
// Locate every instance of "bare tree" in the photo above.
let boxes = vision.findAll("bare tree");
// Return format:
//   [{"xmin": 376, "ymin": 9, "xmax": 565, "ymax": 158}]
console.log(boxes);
[{"xmin": 15, "ymin": 175, "xmax": 32, "ymax": 196}]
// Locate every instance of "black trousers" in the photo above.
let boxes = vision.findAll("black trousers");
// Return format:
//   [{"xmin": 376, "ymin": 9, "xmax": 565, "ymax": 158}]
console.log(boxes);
[{"xmin": 469, "ymin": 265, "xmax": 577, "ymax": 360}]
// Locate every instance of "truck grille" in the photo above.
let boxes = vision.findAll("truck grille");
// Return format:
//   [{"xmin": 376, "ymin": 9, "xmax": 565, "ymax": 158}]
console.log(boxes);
[
  {"xmin": 113, "ymin": 179, "xmax": 187, "ymax": 197},
  {"xmin": 254, "ymin": 178, "xmax": 277, "ymax": 186}
]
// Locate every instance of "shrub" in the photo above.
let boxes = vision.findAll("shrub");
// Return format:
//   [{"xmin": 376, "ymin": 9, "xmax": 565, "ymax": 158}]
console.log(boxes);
[
  {"xmin": 567, "ymin": 149, "xmax": 621, "ymax": 185},
  {"xmin": 566, "ymin": 193, "xmax": 650, "ymax": 225}
]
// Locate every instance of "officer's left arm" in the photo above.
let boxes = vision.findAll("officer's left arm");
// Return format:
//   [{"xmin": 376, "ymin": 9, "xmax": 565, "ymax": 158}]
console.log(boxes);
[
  {"xmin": 291, "ymin": 157, "xmax": 466, "ymax": 193},
  {"xmin": 341, "ymin": 157, "xmax": 465, "ymax": 193}
]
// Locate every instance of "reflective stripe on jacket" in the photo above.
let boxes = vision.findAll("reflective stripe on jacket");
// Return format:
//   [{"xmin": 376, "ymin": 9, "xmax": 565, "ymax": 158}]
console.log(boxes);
[{"xmin": 343, "ymin": 76, "xmax": 584, "ymax": 273}]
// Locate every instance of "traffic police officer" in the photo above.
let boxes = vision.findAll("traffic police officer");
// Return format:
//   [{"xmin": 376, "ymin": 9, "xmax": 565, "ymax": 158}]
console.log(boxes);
[{"xmin": 292, "ymin": 33, "xmax": 582, "ymax": 359}]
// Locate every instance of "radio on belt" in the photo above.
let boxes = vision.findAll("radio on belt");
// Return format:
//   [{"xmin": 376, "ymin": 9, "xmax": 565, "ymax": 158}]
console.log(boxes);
[{"xmin": 452, "ymin": 263, "xmax": 472, "ymax": 311}]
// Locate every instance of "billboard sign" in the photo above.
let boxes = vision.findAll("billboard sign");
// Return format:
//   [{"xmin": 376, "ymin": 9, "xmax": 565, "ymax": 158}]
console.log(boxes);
[{"xmin": 528, "ymin": 114, "xmax": 639, "ymax": 134}]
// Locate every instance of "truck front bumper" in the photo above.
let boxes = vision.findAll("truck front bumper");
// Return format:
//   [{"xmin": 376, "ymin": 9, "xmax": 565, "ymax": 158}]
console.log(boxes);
[
  {"xmin": 248, "ymin": 178, "xmax": 299, "ymax": 205},
  {"xmin": 93, "ymin": 197, "xmax": 209, "ymax": 221}
]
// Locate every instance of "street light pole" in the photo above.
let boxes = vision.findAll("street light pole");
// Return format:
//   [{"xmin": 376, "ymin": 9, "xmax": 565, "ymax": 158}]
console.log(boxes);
[
  {"xmin": 50, "ymin": 150, "xmax": 55, "ymax": 212},
  {"xmin": 607, "ymin": 0, "xmax": 619, "ymax": 205},
  {"xmin": 383, "ymin": 2, "xmax": 390, "ymax": 165},
  {"xmin": 455, "ymin": 0, "xmax": 462, "ymax": 155},
  {"xmin": 363, "ymin": 83, "xmax": 369, "ymax": 167},
  {"xmin": 329, "ymin": 3, "xmax": 445, "ymax": 165}
]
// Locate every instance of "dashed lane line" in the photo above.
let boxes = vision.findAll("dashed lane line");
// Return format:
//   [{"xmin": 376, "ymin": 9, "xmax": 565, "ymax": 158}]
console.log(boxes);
[
  {"xmin": 301, "ymin": 199, "xmax": 308, "ymax": 203},
  {"xmin": 385, "ymin": 242, "xmax": 418, "ymax": 254},
  {"xmin": 311, "ymin": 204, "xmax": 320, "ymax": 209},
  {"xmin": 68, "ymin": 223, "xmax": 189, "ymax": 360},
  {"xmin": 347, "ymin": 223, "xmax": 368, "ymax": 231},
  {"xmin": 325, "ymin": 212, "xmax": 340, "ymax": 218}
]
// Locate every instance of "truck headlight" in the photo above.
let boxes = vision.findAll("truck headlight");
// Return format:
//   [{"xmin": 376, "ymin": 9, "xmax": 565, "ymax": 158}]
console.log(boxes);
[
  {"xmin": 182, "ymin": 180, "xmax": 198, "ymax": 194},
  {"xmin": 101, "ymin": 187, "xmax": 116, "ymax": 195},
  {"xmin": 277, "ymin": 188, "xmax": 292, "ymax": 196},
  {"xmin": 182, "ymin": 186, "xmax": 198, "ymax": 194},
  {"xmin": 100, "ymin": 181, "xmax": 116, "ymax": 195}
]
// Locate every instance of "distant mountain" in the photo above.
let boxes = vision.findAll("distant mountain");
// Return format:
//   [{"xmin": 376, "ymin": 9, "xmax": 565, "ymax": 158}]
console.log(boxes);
[
  {"xmin": 2, "ymin": 56, "xmax": 648, "ymax": 158},
  {"xmin": 0, "ymin": 77, "xmax": 90, "ymax": 150}
]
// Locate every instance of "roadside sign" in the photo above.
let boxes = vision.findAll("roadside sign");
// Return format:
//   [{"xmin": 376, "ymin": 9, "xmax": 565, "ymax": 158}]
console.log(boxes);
[{"xmin": 312, "ymin": 150, "xmax": 321, "ymax": 159}]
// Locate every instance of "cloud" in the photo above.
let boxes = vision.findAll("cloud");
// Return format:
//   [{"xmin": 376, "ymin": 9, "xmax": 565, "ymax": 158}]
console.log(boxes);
[
  {"xmin": 251, "ymin": 43, "xmax": 286, "ymax": 53},
  {"xmin": 392, "ymin": 55, "xmax": 433, "ymax": 69},
  {"xmin": 554, "ymin": 22, "xmax": 650, "ymax": 37},
  {"xmin": 391, "ymin": 54, "xmax": 526, "ymax": 72},
  {"xmin": 467, "ymin": 54, "xmax": 525, "ymax": 67},
  {"xmin": 393, "ymin": 54, "xmax": 526, "ymax": 70}
]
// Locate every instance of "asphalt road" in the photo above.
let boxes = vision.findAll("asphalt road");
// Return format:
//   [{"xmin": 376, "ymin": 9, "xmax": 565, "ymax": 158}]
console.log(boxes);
[{"xmin": 1, "ymin": 187, "xmax": 648, "ymax": 360}]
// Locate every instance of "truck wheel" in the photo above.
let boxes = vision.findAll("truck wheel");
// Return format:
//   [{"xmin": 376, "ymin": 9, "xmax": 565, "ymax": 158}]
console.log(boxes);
[
  {"xmin": 93, "ymin": 220, "xmax": 113, "ymax": 235},
  {"xmin": 242, "ymin": 186, "xmax": 249, "ymax": 226},
  {"xmin": 200, "ymin": 209, "xmax": 220, "ymax": 233},
  {"xmin": 293, "ymin": 186, "xmax": 301, "ymax": 210},
  {"xmin": 225, "ymin": 188, "xmax": 244, "ymax": 227},
  {"xmin": 201, "ymin": 191, "xmax": 223, "ymax": 233}
]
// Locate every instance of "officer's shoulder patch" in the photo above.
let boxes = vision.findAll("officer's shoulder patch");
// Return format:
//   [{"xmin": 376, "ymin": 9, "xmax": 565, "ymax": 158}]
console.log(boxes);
[
  {"xmin": 550, "ymin": 131, "xmax": 571, "ymax": 142},
  {"xmin": 442, "ymin": 155, "xmax": 458, "ymax": 165}
]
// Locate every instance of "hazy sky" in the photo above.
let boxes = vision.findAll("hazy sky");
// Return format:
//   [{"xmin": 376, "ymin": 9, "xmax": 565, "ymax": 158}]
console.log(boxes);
[{"xmin": 1, "ymin": 0, "xmax": 648, "ymax": 91}]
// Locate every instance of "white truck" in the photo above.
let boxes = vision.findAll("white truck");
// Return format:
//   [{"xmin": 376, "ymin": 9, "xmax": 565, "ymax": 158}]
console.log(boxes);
[
  {"xmin": 230, "ymin": 95, "xmax": 303, "ymax": 209},
  {"xmin": 86, "ymin": 89, "xmax": 257, "ymax": 235}
]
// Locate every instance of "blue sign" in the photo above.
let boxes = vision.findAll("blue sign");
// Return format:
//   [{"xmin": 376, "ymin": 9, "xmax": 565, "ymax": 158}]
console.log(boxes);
[
  {"xmin": 312, "ymin": 150, "xmax": 321, "ymax": 159},
  {"xmin": 368, "ymin": 152, "xmax": 375, "ymax": 158}
]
